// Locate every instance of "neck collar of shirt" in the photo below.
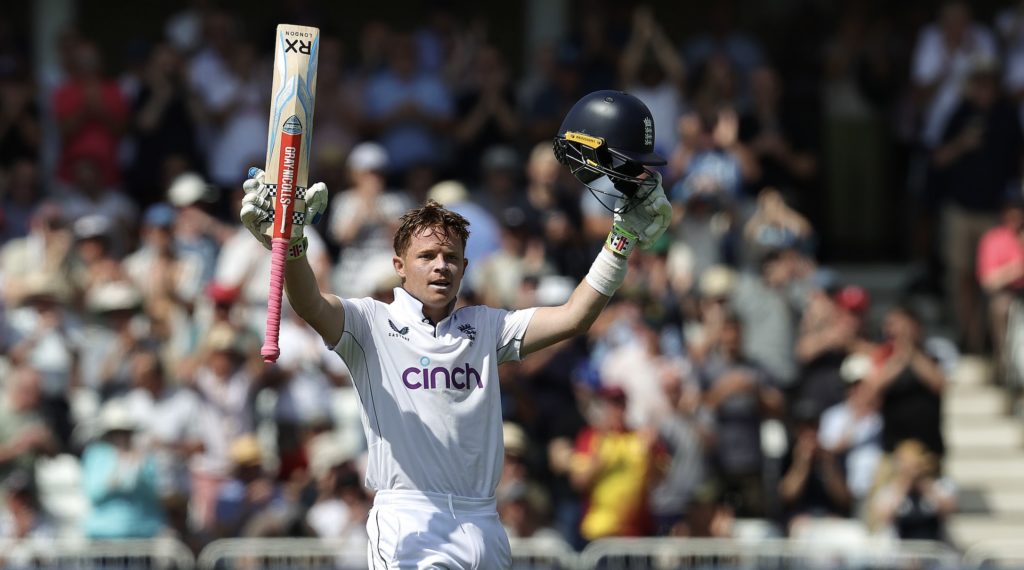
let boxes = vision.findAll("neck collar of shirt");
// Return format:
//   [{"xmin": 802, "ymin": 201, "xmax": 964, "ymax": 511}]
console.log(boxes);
[{"xmin": 392, "ymin": 287, "xmax": 457, "ymax": 326}]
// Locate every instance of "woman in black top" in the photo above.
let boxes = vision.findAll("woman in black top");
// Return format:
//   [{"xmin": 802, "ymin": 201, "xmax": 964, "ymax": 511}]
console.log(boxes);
[{"xmin": 866, "ymin": 306, "xmax": 946, "ymax": 457}]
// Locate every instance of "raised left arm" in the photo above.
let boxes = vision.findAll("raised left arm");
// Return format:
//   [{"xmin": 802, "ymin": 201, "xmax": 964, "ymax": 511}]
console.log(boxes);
[{"xmin": 521, "ymin": 173, "xmax": 671, "ymax": 357}]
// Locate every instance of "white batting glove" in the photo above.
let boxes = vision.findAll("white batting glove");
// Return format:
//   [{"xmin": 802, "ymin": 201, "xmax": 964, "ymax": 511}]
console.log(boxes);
[
  {"xmin": 607, "ymin": 172, "xmax": 672, "ymax": 257},
  {"xmin": 240, "ymin": 168, "xmax": 328, "ymax": 259}
]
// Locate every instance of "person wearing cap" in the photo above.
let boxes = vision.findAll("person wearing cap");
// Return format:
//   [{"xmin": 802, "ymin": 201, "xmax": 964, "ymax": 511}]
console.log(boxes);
[
  {"xmin": 328, "ymin": 142, "xmax": 412, "ymax": 299},
  {"xmin": 570, "ymin": 386, "xmax": 665, "ymax": 540},
  {"xmin": 305, "ymin": 434, "xmax": 370, "ymax": 545},
  {"xmin": 932, "ymin": 53, "xmax": 1024, "ymax": 354},
  {"xmin": 794, "ymin": 284, "xmax": 876, "ymax": 414},
  {"xmin": 69, "ymin": 214, "xmax": 122, "ymax": 296},
  {"xmin": 80, "ymin": 398, "xmax": 164, "ymax": 539},
  {"xmin": 472, "ymin": 206, "xmax": 554, "ymax": 310},
  {"xmin": 78, "ymin": 280, "xmax": 146, "ymax": 398},
  {"xmin": 0, "ymin": 201, "xmax": 73, "ymax": 308},
  {"xmin": 817, "ymin": 353, "xmax": 883, "ymax": 508},
  {"xmin": 61, "ymin": 154, "xmax": 137, "ymax": 256},
  {"xmin": 976, "ymin": 189, "xmax": 1024, "ymax": 387},
  {"xmin": 212, "ymin": 434, "xmax": 297, "ymax": 539}
]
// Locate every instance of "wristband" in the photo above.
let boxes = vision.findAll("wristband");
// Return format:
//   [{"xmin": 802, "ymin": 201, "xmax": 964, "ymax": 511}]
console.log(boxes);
[
  {"xmin": 605, "ymin": 224, "xmax": 638, "ymax": 258},
  {"xmin": 585, "ymin": 247, "xmax": 629, "ymax": 297}
]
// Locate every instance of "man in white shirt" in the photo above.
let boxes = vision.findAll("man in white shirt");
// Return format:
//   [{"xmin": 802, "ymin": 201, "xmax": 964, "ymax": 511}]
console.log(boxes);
[{"xmin": 239, "ymin": 90, "xmax": 671, "ymax": 568}]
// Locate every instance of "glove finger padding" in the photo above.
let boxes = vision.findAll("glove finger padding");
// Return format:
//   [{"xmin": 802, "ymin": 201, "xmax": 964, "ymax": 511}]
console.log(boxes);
[
  {"xmin": 613, "ymin": 172, "xmax": 672, "ymax": 248},
  {"xmin": 305, "ymin": 182, "xmax": 328, "ymax": 226}
]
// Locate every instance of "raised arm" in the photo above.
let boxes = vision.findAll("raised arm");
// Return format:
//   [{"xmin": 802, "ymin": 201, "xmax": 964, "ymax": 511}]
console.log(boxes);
[
  {"xmin": 240, "ymin": 170, "xmax": 346, "ymax": 346},
  {"xmin": 522, "ymin": 174, "xmax": 671, "ymax": 357}
]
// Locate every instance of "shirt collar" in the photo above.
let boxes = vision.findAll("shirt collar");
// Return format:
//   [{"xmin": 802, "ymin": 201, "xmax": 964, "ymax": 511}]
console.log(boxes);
[{"xmin": 391, "ymin": 287, "xmax": 457, "ymax": 326}]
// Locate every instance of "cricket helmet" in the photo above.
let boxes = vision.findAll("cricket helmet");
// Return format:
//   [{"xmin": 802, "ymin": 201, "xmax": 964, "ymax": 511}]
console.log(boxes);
[{"xmin": 552, "ymin": 90, "xmax": 664, "ymax": 211}]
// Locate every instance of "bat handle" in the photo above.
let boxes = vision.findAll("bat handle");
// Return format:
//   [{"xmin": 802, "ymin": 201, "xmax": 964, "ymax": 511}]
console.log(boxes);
[{"xmin": 262, "ymin": 238, "xmax": 289, "ymax": 363}]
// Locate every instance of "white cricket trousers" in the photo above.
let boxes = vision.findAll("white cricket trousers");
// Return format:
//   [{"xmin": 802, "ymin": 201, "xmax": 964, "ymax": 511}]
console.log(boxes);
[{"xmin": 366, "ymin": 489, "xmax": 512, "ymax": 569}]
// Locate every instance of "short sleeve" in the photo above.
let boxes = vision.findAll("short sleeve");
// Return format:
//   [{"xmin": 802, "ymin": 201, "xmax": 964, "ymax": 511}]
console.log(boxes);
[
  {"xmin": 330, "ymin": 297, "xmax": 377, "ymax": 366},
  {"xmin": 494, "ymin": 307, "xmax": 538, "ymax": 364}
]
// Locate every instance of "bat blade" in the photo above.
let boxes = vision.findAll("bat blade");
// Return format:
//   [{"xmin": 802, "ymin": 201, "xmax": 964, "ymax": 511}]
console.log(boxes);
[{"xmin": 262, "ymin": 23, "xmax": 319, "ymax": 363}]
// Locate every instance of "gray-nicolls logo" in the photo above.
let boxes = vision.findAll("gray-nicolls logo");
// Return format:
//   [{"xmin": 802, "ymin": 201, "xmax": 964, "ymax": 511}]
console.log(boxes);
[{"xmin": 642, "ymin": 117, "xmax": 653, "ymax": 147}]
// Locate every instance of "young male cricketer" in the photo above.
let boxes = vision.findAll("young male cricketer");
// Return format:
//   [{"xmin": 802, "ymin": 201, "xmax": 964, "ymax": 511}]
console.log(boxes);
[{"xmin": 240, "ymin": 91, "xmax": 671, "ymax": 568}]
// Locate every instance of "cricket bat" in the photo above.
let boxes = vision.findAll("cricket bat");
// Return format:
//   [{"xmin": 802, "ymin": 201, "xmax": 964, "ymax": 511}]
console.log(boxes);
[{"xmin": 260, "ymin": 23, "xmax": 320, "ymax": 363}]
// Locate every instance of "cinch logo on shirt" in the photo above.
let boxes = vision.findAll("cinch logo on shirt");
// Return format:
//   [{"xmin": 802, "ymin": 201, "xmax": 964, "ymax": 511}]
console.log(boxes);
[{"xmin": 402, "ymin": 356, "xmax": 482, "ymax": 390}]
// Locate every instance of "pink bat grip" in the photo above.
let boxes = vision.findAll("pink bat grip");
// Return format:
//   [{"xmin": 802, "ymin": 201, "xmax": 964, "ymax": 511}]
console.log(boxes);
[{"xmin": 262, "ymin": 238, "xmax": 289, "ymax": 363}]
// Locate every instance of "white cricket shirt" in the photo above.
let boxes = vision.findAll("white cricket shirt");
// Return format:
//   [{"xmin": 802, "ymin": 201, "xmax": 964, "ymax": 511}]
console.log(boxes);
[{"xmin": 331, "ymin": 287, "xmax": 536, "ymax": 499}]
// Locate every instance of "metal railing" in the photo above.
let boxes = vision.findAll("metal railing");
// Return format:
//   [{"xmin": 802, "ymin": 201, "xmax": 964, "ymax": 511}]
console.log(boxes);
[
  {"xmin": 0, "ymin": 538, "xmax": 195, "ymax": 570},
  {"xmin": 577, "ymin": 537, "xmax": 963, "ymax": 570},
  {"xmin": 0, "ymin": 536, "xmax": 990, "ymax": 570}
]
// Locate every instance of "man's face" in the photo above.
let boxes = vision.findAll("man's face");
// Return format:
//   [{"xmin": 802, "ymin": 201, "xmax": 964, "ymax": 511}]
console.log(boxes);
[{"xmin": 394, "ymin": 227, "xmax": 467, "ymax": 316}]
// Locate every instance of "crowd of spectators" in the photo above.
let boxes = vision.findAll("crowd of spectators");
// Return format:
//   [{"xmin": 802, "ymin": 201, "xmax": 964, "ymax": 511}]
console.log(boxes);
[{"xmin": 3, "ymin": 0, "xmax": 1024, "ymax": 555}]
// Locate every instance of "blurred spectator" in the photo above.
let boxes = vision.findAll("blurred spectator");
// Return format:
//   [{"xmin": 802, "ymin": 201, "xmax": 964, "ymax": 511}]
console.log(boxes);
[
  {"xmin": 977, "ymin": 190, "xmax": 1024, "ymax": 386},
  {"xmin": 205, "ymin": 41, "xmax": 268, "ymax": 191},
  {"xmin": 570, "ymin": 386, "xmax": 664, "ymax": 540},
  {"xmin": 0, "ymin": 366, "xmax": 57, "ymax": 481},
  {"xmin": 933, "ymin": 56, "xmax": 1024, "ymax": 353},
  {"xmin": 742, "ymin": 188, "xmax": 814, "ymax": 268},
  {"xmin": 68, "ymin": 215, "xmax": 124, "ymax": 295},
  {"xmin": 818, "ymin": 353, "xmax": 883, "ymax": 507},
  {"xmin": 912, "ymin": 1, "xmax": 997, "ymax": 148},
  {"xmin": 619, "ymin": 5, "xmax": 686, "ymax": 159},
  {"xmin": 730, "ymin": 249, "xmax": 801, "ymax": 388},
  {"xmin": 697, "ymin": 315, "xmax": 784, "ymax": 517},
  {"xmin": 648, "ymin": 363, "xmax": 708, "ymax": 536},
  {"xmin": 128, "ymin": 43, "xmax": 202, "ymax": 208},
  {"xmin": 522, "ymin": 142, "xmax": 589, "ymax": 280},
  {"xmin": 0, "ymin": 159, "xmax": 43, "ymax": 243},
  {"xmin": 0, "ymin": 470, "xmax": 55, "ymax": 541},
  {"xmin": 124, "ymin": 203, "xmax": 203, "ymax": 360},
  {"xmin": 0, "ymin": 62, "xmax": 41, "ymax": 169},
  {"xmin": 870, "ymin": 439, "xmax": 956, "ymax": 541},
  {"xmin": 600, "ymin": 317, "xmax": 685, "ymax": 428},
  {"xmin": 52, "ymin": 39, "xmax": 128, "ymax": 186},
  {"xmin": 363, "ymin": 32, "xmax": 453, "ymax": 176},
  {"xmin": 0, "ymin": 202, "xmax": 73, "ymax": 307},
  {"xmin": 740, "ymin": 67, "xmax": 817, "ymax": 200},
  {"xmin": 310, "ymin": 36, "xmax": 362, "ymax": 185},
  {"xmin": 454, "ymin": 45, "xmax": 521, "ymax": 181},
  {"xmin": 122, "ymin": 349, "xmax": 203, "ymax": 538},
  {"xmin": 683, "ymin": 2, "xmax": 764, "ymax": 94},
  {"xmin": 79, "ymin": 281, "xmax": 147, "ymax": 399},
  {"xmin": 328, "ymin": 142, "xmax": 410, "ymax": 298},
  {"xmin": 6, "ymin": 273, "xmax": 82, "ymax": 414},
  {"xmin": 866, "ymin": 306, "xmax": 947, "ymax": 457},
  {"xmin": 522, "ymin": 45, "xmax": 583, "ymax": 145},
  {"xmin": 189, "ymin": 323, "xmax": 259, "ymax": 531},
  {"xmin": 795, "ymin": 284, "xmax": 874, "ymax": 414},
  {"xmin": 81, "ymin": 399, "xmax": 164, "ymax": 539},
  {"xmin": 670, "ymin": 108, "xmax": 757, "ymax": 202},
  {"xmin": 213, "ymin": 434, "xmax": 298, "ymax": 538},
  {"xmin": 474, "ymin": 208, "xmax": 552, "ymax": 310},
  {"xmin": 61, "ymin": 158, "xmax": 138, "ymax": 255},
  {"xmin": 167, "ymin": 172, "xmax": 224, "ymax": 285},
  {"xmin": 474, "ymin": 146, "xmax": 535, "ymax": 221},
  {"xmin": 305, "ymin": 435, "xmax": 368, "ymax": 542},
  {"xmin": 425, "ymin": 180, "xmax": 501, "ymax": 273},
  {"xmin": 777, "ymin": 401, "xmax": 852, "ymax": 536}
]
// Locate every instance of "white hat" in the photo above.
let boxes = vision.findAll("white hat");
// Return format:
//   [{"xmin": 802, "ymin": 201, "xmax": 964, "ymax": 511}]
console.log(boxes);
[
  {"xmin": 840, "ymin": 353, "xmax": 873, "ymax": 384},
  {"xmin": 86, "ymin": 281, "xmax": 143, "ymax": 313},
  {"xmin": 168, "ymin": 172, "xmax": 214, "ymax": 207},
  {"xmin": 308, "ymin": 434, "xmax": 354, "ymax": 480},
  {"xmin": 98, "ymin": 399, "xmax": 137, "ymax": 435},
  {"xmin": 347, "ymin": 142, "xmax": 389, "ymax": 172},
  {"xmin": 427, "ymin": 180, "xmax": 468, "ymax": 205},
  {"xmin": 73, "ymin": 215, "xmax": 112, "ymax": 240}
]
